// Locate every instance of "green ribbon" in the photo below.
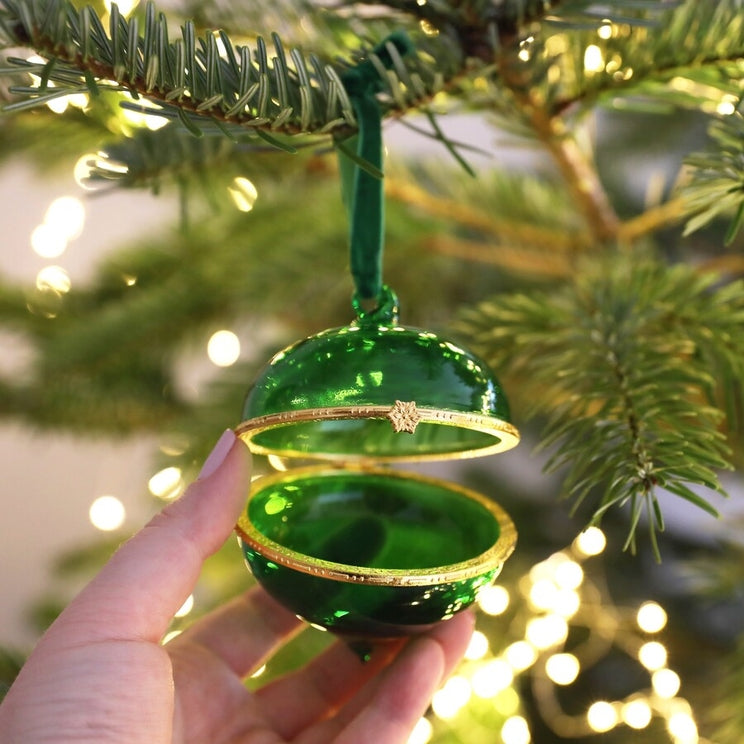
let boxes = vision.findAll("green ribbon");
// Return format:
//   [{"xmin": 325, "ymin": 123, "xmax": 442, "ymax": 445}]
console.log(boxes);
[{"xmin": 337, "ymin": 32, "xmax": 414, "ymax": 302}]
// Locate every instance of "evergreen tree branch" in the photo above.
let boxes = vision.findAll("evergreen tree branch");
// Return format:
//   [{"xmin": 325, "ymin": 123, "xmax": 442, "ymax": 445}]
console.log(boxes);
[{"xmin": 455, "ymin": 254, "xmax": 740, "ymax": 556}]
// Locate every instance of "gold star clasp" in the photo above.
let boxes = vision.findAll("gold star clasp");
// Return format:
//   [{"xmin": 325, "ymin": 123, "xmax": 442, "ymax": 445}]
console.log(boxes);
[{"xmin": 386, "ymin": 400, "xmax": 421, "ymax": 434}]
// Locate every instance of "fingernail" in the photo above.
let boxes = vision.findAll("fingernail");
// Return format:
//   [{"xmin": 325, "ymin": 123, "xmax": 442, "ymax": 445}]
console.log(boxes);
[{"xmin": 198, "ymin": 429, "xmax": 236, "ymax": 479}]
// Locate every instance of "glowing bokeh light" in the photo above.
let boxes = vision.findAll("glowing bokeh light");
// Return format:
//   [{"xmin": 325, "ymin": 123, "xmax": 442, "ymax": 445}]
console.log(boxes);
[
  {"xmin": 148, "ymin": 466, "xmax": 184, "ymax": 500},
  {"xmin": 45, "ymin": 196, "xmax": 86, "ymax": 241},
  {"xmin": 545, "ymin": 653, "xmax": 580, "ymax": 685},
  {"xmin": 574, "ymin": 526, "xmax": 606, "ymax": 556},
  {"xmin": 652, "ymin": 668, "xmax": 681, "ymax": 698},
  {"xmin": 89, "ymin": 495, "xmax": 126, "ymax": 531},
  {"xmin": 228, "ymin": 177, "xmax": 259, "ymax": 212},
  {"xmin": 431, "ymin": 675, "xmax": 471, "ymax": 720},
  {"xmin": 36, "ymin": 266, "xmax": 71, "ymax": 294},
  {"xmin": 464, "ymin": 630, "xmax": 489, "ymax": 660},
  {"xmin": 477, "ymin": 584, "xmax": 510, "ymax": 615},
  {"xmin": 622, "ymin": 698, "xmax": 652, "ymax": 729},
  {"xmin": 637, "ymin": 601, "xmax": 668, "ymax": 633},
  {"xmin": 31, "ymin": 223, "xmax": 67, "ymax": 258},
  {"xmin": 525, "ymin": 614, "xmax": 568, "ymax": 650},
  {"xmin": 207, "ymin": 330, "xmax": 241, "ymax": 367},
  {"xmin": 407, "ymin": 717, "xmax": 433, "ymax": 744},
  {"xmin": 586, "ymin": 701, "xmax": 618, "ymax": 732},
  {"xmin": 638, "ymin": 641, "xmax": 667, "ymax": 671},
  {"xmin": 471, "ymin": 659, "xmax": 514, "ymax": 698},
  {"xmin": 504, "ymin": 641, "xmax": 537, "ymax": 672},
  {"xmin": 501, "ymin": 715, "xmax": 531, "ymax": 744}
]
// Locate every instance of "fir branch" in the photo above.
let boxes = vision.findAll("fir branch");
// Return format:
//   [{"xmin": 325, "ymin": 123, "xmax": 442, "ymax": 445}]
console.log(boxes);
[
  {"xmin": 681, "ymin": 109, "xmax": 744, "ymax": 244},
  {"xmin": 455, "ymin": 254, "xmax": 740, "ymax": 557}
]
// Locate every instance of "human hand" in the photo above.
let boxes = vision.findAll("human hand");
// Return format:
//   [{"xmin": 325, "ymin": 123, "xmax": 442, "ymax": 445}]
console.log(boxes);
[{"xmin": 0, "ymin": 430, "xmax": 474, "ymax": 744}]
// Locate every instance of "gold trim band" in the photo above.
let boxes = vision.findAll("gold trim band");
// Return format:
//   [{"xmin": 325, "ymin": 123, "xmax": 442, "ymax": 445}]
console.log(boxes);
[
  {"xmin": 235, "ymin": 465, "xmax": 517, "ymax": 587},
  {"xmin": 236, "ymin": 404, "xmax": 520, "ymax": 462}
]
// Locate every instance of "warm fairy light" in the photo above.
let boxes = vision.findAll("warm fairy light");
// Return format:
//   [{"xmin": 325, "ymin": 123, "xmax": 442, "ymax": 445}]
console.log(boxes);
[
  {"xmin": 638, "ymin": 641, "xmax": 667, "ymax": 671},
  {"xmin": 471, "ymin": 659, "xmax": 513, "ymax": 698},
  {"xmin": 504, "ymin": 641, "xmax": 538, "ymax": 672},
  {"xmin": 637, "ymin": 601, "xmax": 668, "ymax": 633},
  {"xmin": 552, "ymin": 589, "xmax": 581, "ymax": 618},
  {"xmin": 207, "ymin": 330, "xmax": 241, "ymax": 367},
  {"xmin": 525, "ymin": 614, "xmax": 568, "ymax": 650},
  {"xmin": 36, "ymin": 266, "xmax": 71, "ymax": 294},
  {"xmin": 598, "ymin": 22, "xmax": 613, "ymax": 39},
  {"xmin": 586, "ymin": 701, "xmax": 618, "ymax": 732},
  {"xmin": 478, "ymin": 584, "xmax": 510, "ymax": 615},
  {"xmin": 431, "ymin": 675, "xmax": 471, "ymax": 720},
  {"xmin": 45, "ymin": 196, "xmax": 86, "ymax": 241},
  {"xmin": 667, "ymin": 711, "xmax": 698, "ymax": 743},
  {"xmin": 89, "ymin": 495, "xmax": 126, "ymax": 531},
  {"xmin": 622, "ymin": 698, "xmax": 652, "ymax": 729},
  {"xmin": 148, "ymin": 466, "xmax": 184, "ymax": 500},
  {"xmin": 584, "ymin": 44, "xmax": 605, "ymax": 73},
  {"xmin": 652, "ymin": 668, "xmax": 681, "ymax": 698},
  {"xmin": 529, "ymin": 578, "xmax": 559, "ymax": 611},
  {"xmin": 717, "ymin": 100, "xmax": 736, "ymax": 115},
  {"xmin": 229, "ymin": 177, "xmax": 259, "ymax": 212},
  {"xmin": 494, "ymin": 687, "xmax": 521, "ymax": 717},
  {"xmin": 31, "ymin": 224, "xmax": 67, "ymax": 258},
  {"xmin": 545, "ymin": 653, "xmax": 580, "ymax": 685},
  {"xmin": 554, "ymin": 560, "xmax": 583, "ymax": 590},
  {"xmin": 465, "ymin": 630, "xmax": 489, "ymax": 660},
  {"xmin": 174, "ymin": 594, "xmax": 195, "ymax": 618},
  {"xmin": 501, "ymin": 715, "xmax": 531, "ymax": 744},
  {"xmin": 574, "ymin": 526, "xmax": 606, "ymax": 556},
  {"xmin": 407, "ymin": 717, "xmax": 433, "ymax": 744}
]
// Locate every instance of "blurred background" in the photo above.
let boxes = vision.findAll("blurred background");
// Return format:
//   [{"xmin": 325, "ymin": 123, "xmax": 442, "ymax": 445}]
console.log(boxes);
[{"xmin": 3, "ymin": 2, "xmax": 744, "ymax": 743}]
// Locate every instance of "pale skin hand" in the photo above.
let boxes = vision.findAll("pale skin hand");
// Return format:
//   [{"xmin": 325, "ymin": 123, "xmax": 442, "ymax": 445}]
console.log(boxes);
[{"xmin": 0, "ymin": 430, "xmax": 474, "ymax": 744}]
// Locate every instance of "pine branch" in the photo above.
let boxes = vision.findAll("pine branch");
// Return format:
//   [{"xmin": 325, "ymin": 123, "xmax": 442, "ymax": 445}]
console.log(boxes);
[
  {"xmin": 681, "ymin": 108, "xmax": 744, "ymax": 244},
  {"xmin": 455, "ymin": 254, "xmax": 742, "ymax": 557}
]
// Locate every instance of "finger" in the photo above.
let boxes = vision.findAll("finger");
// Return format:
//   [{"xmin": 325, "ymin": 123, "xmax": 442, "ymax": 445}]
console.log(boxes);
[
  {"xmin": 255, "ymin": 637, "xmax": 406, "ymax": 740},
  {"xmin": 310, "ymin": 611, "xmax": 475, "ymax": 744},
  {"xmin": 46, "ymin": 430, "xmax": 250, "ymax": 646},
  {"xmin": 169, "ymin": 584, "xmax": 305, "ymax": 677}
]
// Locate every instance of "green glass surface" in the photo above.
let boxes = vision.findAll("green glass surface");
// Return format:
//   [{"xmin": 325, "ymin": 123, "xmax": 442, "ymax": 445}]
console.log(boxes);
[
  {"xmin": 242, "ymin": 286, "xmax": 512, "ymax": 459},
  {"xmin": 238, "ymin": 467, "xmax": 515, "ymax": 638}
]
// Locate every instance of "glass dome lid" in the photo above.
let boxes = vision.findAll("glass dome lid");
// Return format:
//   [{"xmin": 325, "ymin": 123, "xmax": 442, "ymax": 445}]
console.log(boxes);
[{"xmin": 237, "ymin": 286, "xmax": 520, "ymax": 461}]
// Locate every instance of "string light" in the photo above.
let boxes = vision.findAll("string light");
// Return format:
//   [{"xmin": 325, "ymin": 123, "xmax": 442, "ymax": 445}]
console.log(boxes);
[
  {"xmin": 207, "ymin": 330, "xmax": 241, "ymax": 367},
  {"xmin": 501, "ymin": 715, "xmax": 531, "ymax": 744},
  {"xmin": 431, "ymin": 676, "xmax": 471, "ymax": 720},
  {"xmin": 477, "ymin": 584, "xmax": 510, "ymax": 615},
  {"xmin": 545, "ymin": 653, "xmax": 580, "ymax": 685},
  {"xmin": 637, "ymin": 601, "xmax": 668, "ymax": 633},
  {"xmin": 471, "ymin": 659, "xmax": 513, "ymax": 698},
  {"xmin": 586, "ymin": 701, "xmax": 618, "ymax": 732},
  {"xmin": 573, "ymin": 526, "xmax": 606, "ymax": 556},
  {"xmin": 89, "ymin": 495, "xmax": 126, "ymax": 531},
  {"xmin": 465, "ymin": 630, "xmax": 490, "ymax": 660},
  {"xmin": 652, "ymin": 669, "xmax": 681, "ymax": 699},
  {"xmin": 407, "ymin": 717, "xmax": 433, "ymax": 744},
  {"xmin": 148, "ymin": 466, "xmax": 184, "ymax": 500},
  {"xmin": 638, "ymin": 641, "xmax": 668, "ymax": 671},
  {"xmin": 228, "ymin": 177, "xmax": 259, "ymax": 212},
  {"xmin": 622, "ymin": 698, "xmax": 652, "ymax": 729}
]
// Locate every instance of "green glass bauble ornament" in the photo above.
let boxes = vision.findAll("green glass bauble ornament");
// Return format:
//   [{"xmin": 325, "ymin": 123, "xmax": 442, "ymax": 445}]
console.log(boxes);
[
  {"xmin": 235, "ymin": 286, "xmax": 519, "ymax": 638},
  {"xmin": 236, "ymin": 465, "xmax": 516, "ymax": 638},
  {"xmin": 237, "ymin": 286, "xmax": 519, "ymax": 461}
]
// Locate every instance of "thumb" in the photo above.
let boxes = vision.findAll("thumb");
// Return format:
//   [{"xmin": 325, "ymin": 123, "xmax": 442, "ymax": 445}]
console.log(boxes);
[{"xmin": 46, "ymin": 430, "xmax": 251, "ymax": 646}]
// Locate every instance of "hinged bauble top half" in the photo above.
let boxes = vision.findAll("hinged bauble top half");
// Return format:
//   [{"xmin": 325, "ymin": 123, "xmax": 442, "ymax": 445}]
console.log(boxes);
[{"xmin": 236, "ymin": 286, "xmax": 519, "ymax": 461}]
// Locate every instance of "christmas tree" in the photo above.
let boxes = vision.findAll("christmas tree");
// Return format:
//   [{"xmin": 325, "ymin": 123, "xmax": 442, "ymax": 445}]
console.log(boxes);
[{"xmin": 2, "ymin": 0, "xmax": 744, "ymax": 741}]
